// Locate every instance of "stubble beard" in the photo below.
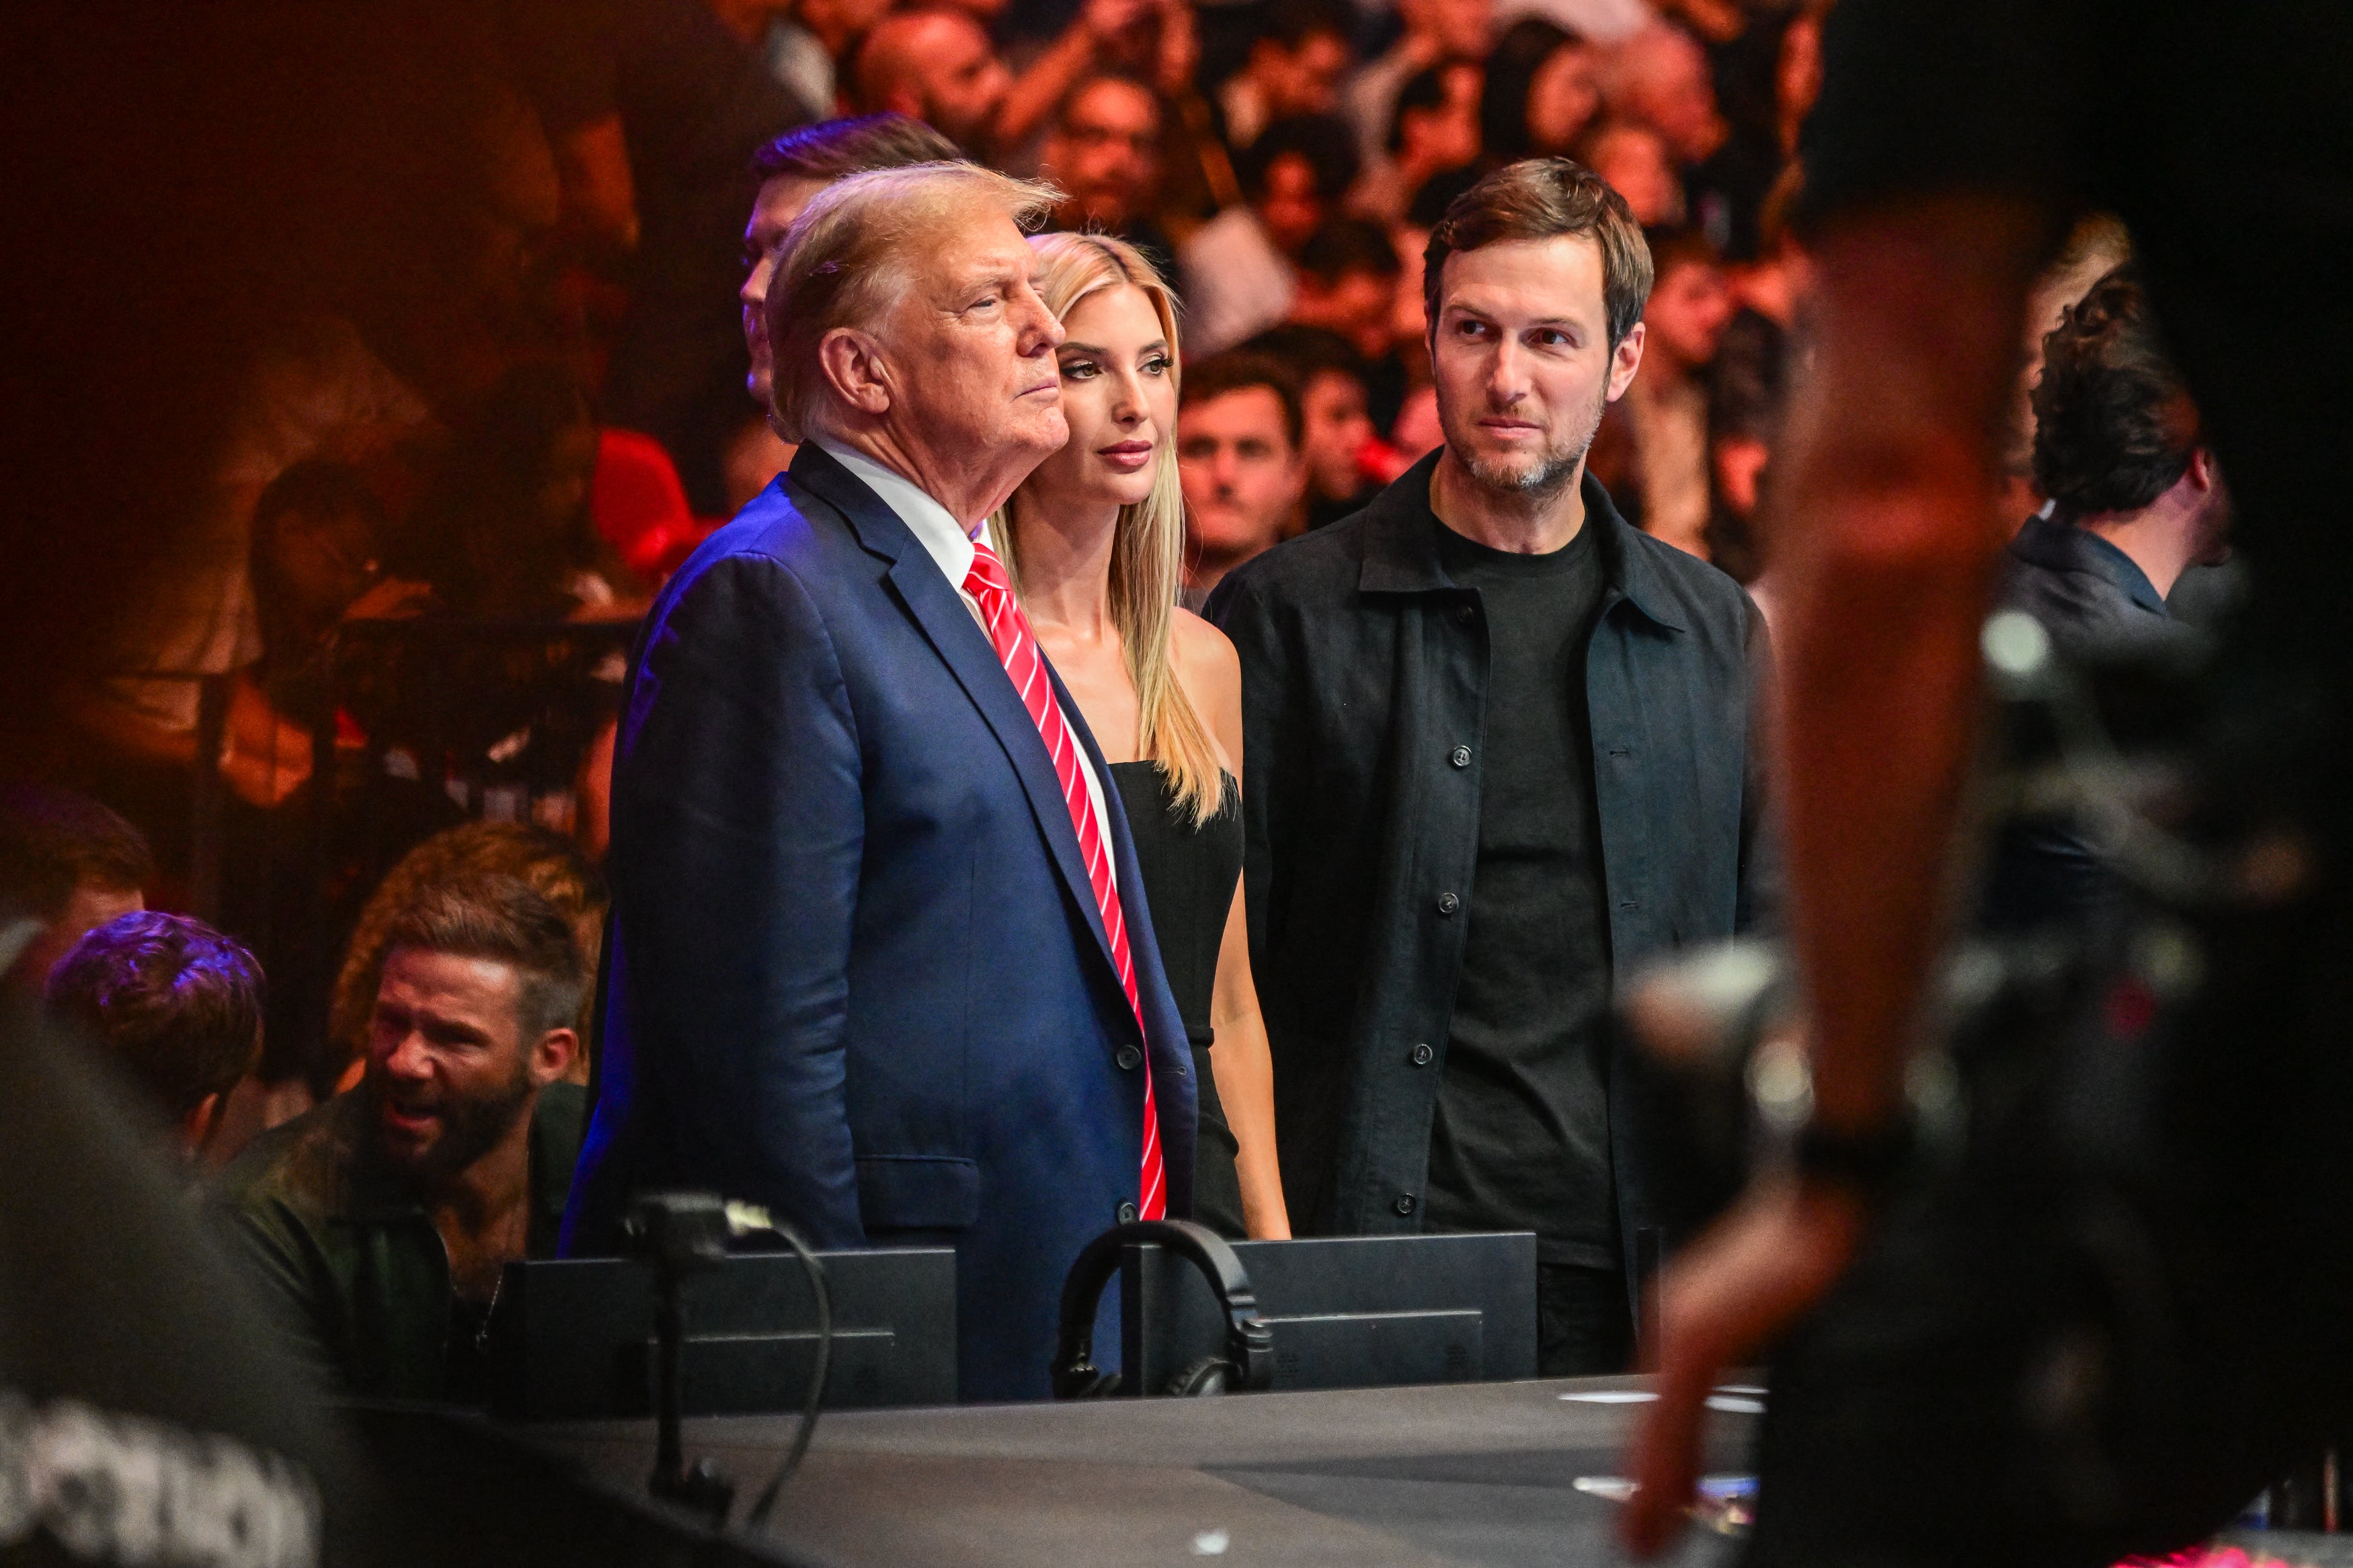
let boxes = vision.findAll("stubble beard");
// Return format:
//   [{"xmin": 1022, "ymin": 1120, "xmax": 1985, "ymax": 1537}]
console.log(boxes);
[{"xmin": 1453, "ymin": 380, "xmax": 1611, "ymax": 501}]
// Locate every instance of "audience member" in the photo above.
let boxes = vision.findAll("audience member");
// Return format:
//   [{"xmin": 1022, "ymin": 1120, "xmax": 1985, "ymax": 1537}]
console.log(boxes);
[
  {"xmin": 1615, "ymin": 226, "xmax": 1734, "ymax": 558},
  {"xmin": 595, "ymin": 0, "xmax": 806, "ymax": 518},
  {"xmin": 1603, "ymin": 17, "xmax": 1778, "ymax": 257},
  {"xmin": 1481, "ymin": 18, "xmax": 1603, "ymax": 165},
  {"xmin": 1213, "ymin": 0, "xmax": 1353, "ymax": 153},
  {"xmin": 246, "ymin": 460, "xmax": 434, "ymax": 739},
  {"xmin": 1289, "ymin": 219, "xmax": 1404, "ymax": 362},
  {"xmin": 1583, "ymin": 120, "xmax": 1683, "ymax": 226},
  {"xmin": 736, "ymin": 114, "xmax": 965, "ymax": 499},
  {"xmin": 330, "ymin": 822, "xmax": 608, "ymax": 1101},
  {"xmin": 851, "ymin": 9, "xmax": 1015, "ymax": 155},
  {"xmin": 1353, "ymin": 60, "xmax": 1484, "ymax": 225},
  {"xmin": 1243, "ymin": 325, "xmax": 1386, "ymax": 529},
  {"xmin": 1178, "ymin": 352, "xmax": 1310, "ymax": 605},
  {"xmin": 1207, "ymin": 161, "xmax": 1769, "ymax": 1376},
  {"xmin": 1703, "ymin": 305, "xmax": 1787, "ymax": 591},
  {"xmin": 1978, "ymin": 265, "xmax": 2231, "ymax": 940},
  {"xmin": 1181, "ymin": 114, "xmax": 1361, "ymax": 354},
  {"xmin": 1040, "ymin": 75, "xmax": 1176, "ymax": 261},
  {"xmin": 216, "ymin": 872, "xmax": 588, "ymax": 1403},
  {"xmin": 0, "ymin": 782, "xmax": 152, "ymax": 997},
  {"xmin": 46, "ymin": 911, "xmax": 262, "ymax": 1160},
  {"xmin": 1345, "ymin": 0, "xmax": 1494, "ymax": 173},
  {"xmin": 748, "ymin": 0, "xmax": 900, "ymax": 120},
  {"xmin": 992, "ymin": 0, "xmax": 1200, "ymax": 160},
  {"xmin": 403, "ymin": 364, "xmax": 643, "ymax": 622}
]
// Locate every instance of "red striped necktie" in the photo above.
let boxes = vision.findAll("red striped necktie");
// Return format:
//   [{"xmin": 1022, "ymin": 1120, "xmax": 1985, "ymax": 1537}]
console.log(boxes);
[{"xmin": 961, "ymin": 539, "xmax": 1167, "ymax": 1221}]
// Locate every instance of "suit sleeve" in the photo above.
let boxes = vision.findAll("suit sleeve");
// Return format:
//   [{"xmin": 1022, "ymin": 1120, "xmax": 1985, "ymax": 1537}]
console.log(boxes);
[{"xmin": 614, "ymin": 553, "xmax": 867, "ymax": 1245}]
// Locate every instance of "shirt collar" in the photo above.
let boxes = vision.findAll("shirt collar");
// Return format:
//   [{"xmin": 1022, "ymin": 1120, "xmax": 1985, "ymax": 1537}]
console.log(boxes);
[
  {"xmin": 814, "ymin": 438, "xmax": 978, "ymax": 589},
  {"xmin": 1355, "ymin": 448, "xmax": 1685, "ymax": 632},
  {"xmin": 2010, "ymin": 511, "xmax": 2171, "ymax": 617}
]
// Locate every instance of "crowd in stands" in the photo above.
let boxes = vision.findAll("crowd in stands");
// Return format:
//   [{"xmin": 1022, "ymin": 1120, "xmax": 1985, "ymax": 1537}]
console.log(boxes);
[{"xmin": 1, "ymin": 0, "xmax": 2242, "ymax": 1411}]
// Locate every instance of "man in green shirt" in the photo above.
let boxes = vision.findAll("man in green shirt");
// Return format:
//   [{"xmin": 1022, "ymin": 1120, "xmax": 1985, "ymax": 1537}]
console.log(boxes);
[{"xmin": 216, "ymin": 871, "xmax": 587, "ymax": 1403}]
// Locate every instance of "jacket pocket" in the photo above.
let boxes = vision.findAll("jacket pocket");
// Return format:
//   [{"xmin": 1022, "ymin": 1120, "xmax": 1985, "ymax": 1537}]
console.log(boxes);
[{"xmin": 855, "ymin": 1155, "xmax": 980, "ymax": 1232}]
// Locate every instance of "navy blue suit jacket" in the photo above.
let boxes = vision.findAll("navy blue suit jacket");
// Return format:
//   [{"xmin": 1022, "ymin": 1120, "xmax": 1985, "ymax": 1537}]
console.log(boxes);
[{"xmin": 562, "ymin": 444, "xmax": 1195, "ymax": 1401}]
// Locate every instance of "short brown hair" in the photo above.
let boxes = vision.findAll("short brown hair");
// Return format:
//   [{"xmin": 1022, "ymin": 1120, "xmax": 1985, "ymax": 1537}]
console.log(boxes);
[
  {"xmin": 2032, "ymin": 265, "xmax": 2198, "ymax": 514},
  {"xmin": 751, "ymin": 113, "xmax": 960, "ymax": 183},
  {"xmin": 764, "ymin": 162, "xmax": 1061, "ymax": 442},
  {"xmin": 0, "ymin": 782, "xmax": 153, "ymax": 919},
  {"xmin": 377, "ymin": 872, "xmax": 588, "ymax": 1044},
  {"xmin": 331, "ymin": 823, "xmax": 604, "ymax": 1071},
  {"xmin": 48, "ymin": 911, "xmax": 262, "ymax": 1120},
  {"xmin": 1180, "ymin": 352, "xmax": 1302, "ymax": 451},
  {"xmin": 1423, "ymin": 158, "xmax": 1653, "ymax": 349}
]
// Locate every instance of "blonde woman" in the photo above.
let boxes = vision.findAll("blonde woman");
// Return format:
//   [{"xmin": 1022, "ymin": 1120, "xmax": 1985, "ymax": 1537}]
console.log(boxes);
[{"xmin": 991, "ymin": 232, "xmax": 1290, "ymax": 1240}]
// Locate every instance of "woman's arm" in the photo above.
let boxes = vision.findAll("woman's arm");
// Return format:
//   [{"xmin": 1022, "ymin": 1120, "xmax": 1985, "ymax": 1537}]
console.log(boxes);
[
  {"xmin": 1209, "ymin": 876, "xmax": 1291, "ymax": 1237},
  {"xmin": 1177, "ymin": 610, "xmax": 1292, "ymax": 1238}
]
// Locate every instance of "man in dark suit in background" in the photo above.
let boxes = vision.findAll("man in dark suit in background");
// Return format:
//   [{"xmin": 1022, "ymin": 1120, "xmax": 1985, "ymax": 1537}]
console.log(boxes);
[{"xmin": 564, "ymin": 162, "xmax": 1195, "ymax": 1401}]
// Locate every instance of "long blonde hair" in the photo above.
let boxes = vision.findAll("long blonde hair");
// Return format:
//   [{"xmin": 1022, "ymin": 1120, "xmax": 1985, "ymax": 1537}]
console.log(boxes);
[{"xmin": 990, "ymin": 231, "xmax": 1224, "ymax": 825}]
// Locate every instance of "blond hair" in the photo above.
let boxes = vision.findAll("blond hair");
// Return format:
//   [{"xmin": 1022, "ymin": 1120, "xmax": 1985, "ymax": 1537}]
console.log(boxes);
[
  {"xmin": 764, "ymin": 161, "xmax": 1062, "ymax": 442},
  {"xmin": 990, "ymin": 231, "xmax": 1224, "ymax": 826}
]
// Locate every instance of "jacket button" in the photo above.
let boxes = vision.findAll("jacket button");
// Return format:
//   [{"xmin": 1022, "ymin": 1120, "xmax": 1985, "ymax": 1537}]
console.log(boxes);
[
  {"xmin": 1410, "ymin": 1042, "xmax": 1434, "ymax": 1067},
  {"xmin": 1455, "ymin": 604, "xmax": 1476, "ymax": 624},
  {"xmin": 1115, "ymin": 1044, "xmax": 1142, "ymax": 1071},
  {"xmin": 1436, "ymin": 891, "xmax": 1460, "ymax": 915},
  {"xmin": 1394, "ymin": 1194, "xmax": 1417, "ymax": 1216},
  {"xmin": 1449, "ymin": 745, "xmax": 1472, "ymax": 768},
  {"xmin": 1117, "ymin": 1202, "xmax": 1139, "ymax": 1225}
]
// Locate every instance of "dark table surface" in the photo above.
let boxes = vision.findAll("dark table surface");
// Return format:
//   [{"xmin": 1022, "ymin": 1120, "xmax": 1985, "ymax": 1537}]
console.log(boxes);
[{"xmin": 512, "ymin": 1374, "xmax": 1764, "ymax": 1568}]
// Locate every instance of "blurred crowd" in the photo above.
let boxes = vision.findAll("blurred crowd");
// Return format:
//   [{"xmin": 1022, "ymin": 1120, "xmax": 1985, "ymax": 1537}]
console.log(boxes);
[{"xmin": 11, "ymin": 0, "xmax": 2190, "ymax": 1209}]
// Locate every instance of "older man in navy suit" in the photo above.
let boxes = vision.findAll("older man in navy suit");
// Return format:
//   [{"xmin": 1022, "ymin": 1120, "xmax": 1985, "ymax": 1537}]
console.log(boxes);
[{"xmin": 563, "ymin": 163, "xmax": 1195, "ymax": 1401}]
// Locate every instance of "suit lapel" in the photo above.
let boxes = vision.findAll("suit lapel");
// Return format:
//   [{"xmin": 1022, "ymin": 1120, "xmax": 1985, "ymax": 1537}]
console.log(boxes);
[{"xmin": 787, "ymin": 447, "xmax": 1122, "ymax": 987}]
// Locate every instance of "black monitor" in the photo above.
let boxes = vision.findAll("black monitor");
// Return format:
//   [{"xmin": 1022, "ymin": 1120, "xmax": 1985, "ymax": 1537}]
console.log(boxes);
[
  {"xmin": 488, "ymin": 1248, "xmax": 957, "ymax": 1418},
  {"xmin": 1120, "ymin": 1232, "xmax": 1537, "ymax": 1393}
]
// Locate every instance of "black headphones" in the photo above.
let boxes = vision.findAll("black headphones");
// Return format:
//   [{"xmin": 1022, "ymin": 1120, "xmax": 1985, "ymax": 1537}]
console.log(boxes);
[{"xmin": 1050, "ymin": 1220, "xmax": 1275, "ymax": 1399}]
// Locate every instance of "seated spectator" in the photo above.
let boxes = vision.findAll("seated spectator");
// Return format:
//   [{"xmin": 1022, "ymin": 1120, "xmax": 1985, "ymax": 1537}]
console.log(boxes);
[
  {"xmin": 1345, "ymin": 0, "xmax": 1494, "ymax": 173},
  {"xmin": 1703, "ymin": 306, "xmax": 1787, "ymax": 592},
  {"xmin": 850, "ymin": 9, "xmax": 1014, "ymax": 155},
  {"xmin": 1178, "ymin": 352, "xmax": 1310, "ymax": 605},
  {"xmin": 1040, "ymin": 74, "xmax": 1176, "ymax": 263},
  {"xmin": 1290, "ymin": 219, "xmax": 1404, "ymax": 364},
  {"xmin": 332, "ymin": 822, "xmax": 608, "ymax": 1098},
  {"xmin": 1482, "ymin": 18, "xmax": 1602, "ymax": 163},
  {"xmin": 1242, "ymin": 325, "xmax": 1387, "ymax": 530},
  {"xmin": 46, "ymin": 911, "xmax": 262, "ymax": 1160},
  {"xmin": 734, "ymin": 114, "xmax": 965, "ymax": 509},
  {"xmin": 1352, "ymin": 60, "xmax": 1484, "ymax": 225},
  {"xmin": 247, "ymin": 460, "xmax": 433, "ymax": 734},
  {"xmin": 1583, "ymin": 119, "xmax": 1684, "ymax": 226},
  {"xmin": 1181, "ymin": 114, "xmax": 1361, "ymax": 355},
  {"xmin": 990, "ymin": 0, "xmax": 1200, "ymax": 161},
  {"xmin": 1611, "ymin": 226, "xmax": 1734, "ymax": 558},
  {"xmin": 1602, "ymin": 17, "xmax": 1778, "ymax": 257},
  {"xmin": 402, "ymin": 363, "xmax": 645, "ymax": 623},
  {"xmin": 1213, "ymin": 0, "xmax": 1353, "ymax": 153},
  {"xmin": 215, "ymin": 871, "xmax": 588, "ymax": 1403},
  {"xmin": 0, "ymin": 782, "xmax": 152, "ymax": 995}
]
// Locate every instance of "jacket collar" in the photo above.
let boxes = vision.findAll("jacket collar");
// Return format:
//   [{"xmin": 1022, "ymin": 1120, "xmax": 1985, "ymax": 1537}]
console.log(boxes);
[
  {"xmin": 2010, "ymin": 510, "xmax": 2170, "ymax": 616},
  {"xmin": 1355, "ymin": 448, "xmax": 1686, "ymax": 632}
]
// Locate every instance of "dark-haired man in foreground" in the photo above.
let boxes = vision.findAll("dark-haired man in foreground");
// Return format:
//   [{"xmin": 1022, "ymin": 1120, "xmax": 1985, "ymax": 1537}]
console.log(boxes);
[
  {"xmin": 48, "ymin": 911, "xmax": 262, "ymax": 1160},
  {"xmin": 217, "ymin": 874, "xmax": 586, "ymax": 1403},
  {"xmin": 1209, "ymin": 159, "xmax": 1771, "ymax": 1375}
]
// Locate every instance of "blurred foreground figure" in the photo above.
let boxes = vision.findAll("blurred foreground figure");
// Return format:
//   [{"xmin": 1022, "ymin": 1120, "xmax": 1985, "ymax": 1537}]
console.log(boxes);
[{"xmin": 1625, "ymin": 3, "xmax": 2353, "ymax": 1564}]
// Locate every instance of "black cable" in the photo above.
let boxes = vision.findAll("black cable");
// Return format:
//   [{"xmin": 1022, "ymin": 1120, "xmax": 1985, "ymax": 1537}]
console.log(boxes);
[{"xmin": 743, "ymin": 1219, "xmax": 831, "ymax": 1529}]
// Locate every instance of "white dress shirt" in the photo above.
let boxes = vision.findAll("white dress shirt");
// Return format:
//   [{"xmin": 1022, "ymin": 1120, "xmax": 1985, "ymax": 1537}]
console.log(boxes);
[{"xmin": 815, "ymin": 440, "xmax": 1118, "ymax": 889}]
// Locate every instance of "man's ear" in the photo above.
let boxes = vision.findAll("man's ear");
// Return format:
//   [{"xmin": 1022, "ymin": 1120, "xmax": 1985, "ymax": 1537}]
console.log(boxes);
[
  {"xmin": 2186, "ymin": 445, "xmax": 2221, "ymax": 492},
  {"xmin": 1606, "ymin": 321, "xmax": 1646, "ymax": 403},
  {"xmin": 817, "ymin": 326, "xmax": 895, "ymax": 417},
  {"xmin": 530, "ymin": 1027, "xmax": 580, "ymax": 1089}
]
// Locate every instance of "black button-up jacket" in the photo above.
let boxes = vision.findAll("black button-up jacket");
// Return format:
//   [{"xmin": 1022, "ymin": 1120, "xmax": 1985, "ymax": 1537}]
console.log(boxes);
[{"xmin": 1206, "ymin": 454, "xmax": 1774, "ymax": 1269}]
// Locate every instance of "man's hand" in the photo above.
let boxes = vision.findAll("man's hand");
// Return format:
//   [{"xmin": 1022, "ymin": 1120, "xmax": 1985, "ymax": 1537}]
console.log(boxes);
[{"xmin": 1620, "ymin": 1177, "xmax": 1870, "ymax": 1557}]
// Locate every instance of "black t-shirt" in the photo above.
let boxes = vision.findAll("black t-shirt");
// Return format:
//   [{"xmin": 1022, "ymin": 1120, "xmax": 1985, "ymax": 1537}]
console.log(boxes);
[{"xmin": 1420, "ymin": 514, "xmax": 1618, "ymax": 1270}]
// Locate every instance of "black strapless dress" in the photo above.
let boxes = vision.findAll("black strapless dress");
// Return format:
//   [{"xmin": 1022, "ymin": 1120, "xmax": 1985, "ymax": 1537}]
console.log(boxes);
[{"xmin": 1109, "ymin": 762, "xmax": 1247, "ymax": 1237}]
